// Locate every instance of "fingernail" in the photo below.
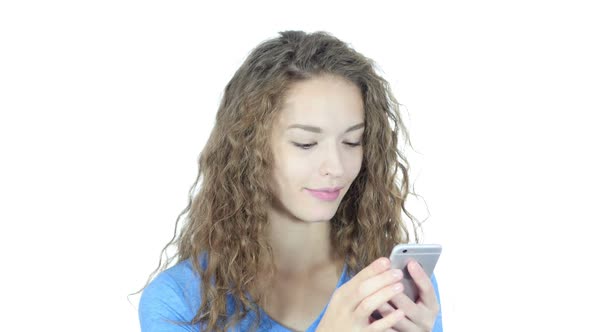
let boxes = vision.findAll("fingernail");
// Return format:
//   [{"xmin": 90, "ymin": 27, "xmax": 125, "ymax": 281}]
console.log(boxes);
[{"xmin": 391, "ymin": 269, "xmax": 402, "ymax": 279}]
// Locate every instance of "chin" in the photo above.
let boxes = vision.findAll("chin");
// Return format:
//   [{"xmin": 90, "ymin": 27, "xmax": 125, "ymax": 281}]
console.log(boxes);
[
  {"xmin": 300, "ymin": 218, "xmax": 332, "ymax": 224},
  {"xmin": 302, "ymin": 210, "xmax": 339, "ymax": 223}
]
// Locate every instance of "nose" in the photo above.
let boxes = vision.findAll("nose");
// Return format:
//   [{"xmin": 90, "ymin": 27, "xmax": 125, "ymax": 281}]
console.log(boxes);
[{"xmin": 319, "ymin": 143, "xmax": 345, "ymax": 177}]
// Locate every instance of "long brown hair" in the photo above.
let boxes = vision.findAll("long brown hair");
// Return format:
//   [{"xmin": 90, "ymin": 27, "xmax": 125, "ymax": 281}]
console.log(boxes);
[{"xmin": 135, "ymin": 30, "xmax": 424, "ymax": 332}]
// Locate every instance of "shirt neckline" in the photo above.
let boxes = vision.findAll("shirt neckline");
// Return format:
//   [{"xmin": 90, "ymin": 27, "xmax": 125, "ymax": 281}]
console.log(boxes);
[{"xmin": 258, "ymin": 263, "xmax": 349, "ymax": 331}]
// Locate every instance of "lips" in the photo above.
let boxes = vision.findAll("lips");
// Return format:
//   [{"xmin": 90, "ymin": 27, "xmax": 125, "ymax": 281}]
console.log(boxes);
[
  {"xmin": 308, "ymin": 187, "xmax": 343, "ymax": 193},
  {"xmin": 305, "ymin": 187, "xmax": 342, "ymax": 201}
]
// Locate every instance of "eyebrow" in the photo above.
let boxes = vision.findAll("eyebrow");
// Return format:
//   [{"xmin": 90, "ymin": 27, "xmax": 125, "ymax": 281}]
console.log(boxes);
[{"xmin": 287, "ymin": 122, "xmax": 365, "ymax": 133}]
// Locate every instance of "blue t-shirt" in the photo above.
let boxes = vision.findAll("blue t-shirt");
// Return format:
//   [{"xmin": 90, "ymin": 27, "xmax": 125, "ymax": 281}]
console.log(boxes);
[{"xmin": 138, "ymin": 258, "xmax": 443, "ymax": 331}]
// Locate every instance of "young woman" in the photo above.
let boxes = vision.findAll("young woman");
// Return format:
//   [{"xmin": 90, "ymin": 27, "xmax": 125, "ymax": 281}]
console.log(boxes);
[{"xmin": 137, "ymin": 30, "xmax": 443, "ymax": 332}]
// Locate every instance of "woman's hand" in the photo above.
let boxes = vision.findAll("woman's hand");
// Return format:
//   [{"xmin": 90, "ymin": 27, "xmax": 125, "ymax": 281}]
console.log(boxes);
[
  {"xmin": 315, "ymin": 257, "xmax": 406, "ymax": 332},
  {"xmin": 373, "ymin": 260, "xmax": 440, "ymax": 332}
]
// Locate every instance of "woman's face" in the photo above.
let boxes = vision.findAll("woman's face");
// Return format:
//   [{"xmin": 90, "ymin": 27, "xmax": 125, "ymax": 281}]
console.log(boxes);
[{"xmin": 269, "ymin": 74, "xmax": 365, "ymax": 223}]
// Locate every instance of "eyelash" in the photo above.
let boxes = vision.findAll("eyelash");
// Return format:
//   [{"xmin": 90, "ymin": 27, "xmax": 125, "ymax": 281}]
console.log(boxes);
[{"xmin": 292, "ymin": 142, "xmax": 362, "ymax": 150}]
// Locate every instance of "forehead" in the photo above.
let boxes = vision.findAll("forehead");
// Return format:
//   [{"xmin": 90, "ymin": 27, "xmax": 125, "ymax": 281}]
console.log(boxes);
[{"xmin": 276, "ymin": 75, "xmax": 364, "ymax": 129}]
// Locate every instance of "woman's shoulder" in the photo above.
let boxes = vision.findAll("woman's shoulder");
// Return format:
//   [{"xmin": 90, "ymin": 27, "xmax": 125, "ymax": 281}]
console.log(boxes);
[{"xmin": 138, "ymin": 258, "xmax": 204, "ymax": 331}]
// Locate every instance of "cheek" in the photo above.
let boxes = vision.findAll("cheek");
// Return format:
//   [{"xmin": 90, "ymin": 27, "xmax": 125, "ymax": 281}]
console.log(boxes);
[
  {"xmin": 276, "ymin": 162, "xmax": 307, "ymax": 190},
  {"xmin": 355, "ymin": 153, "xmax": 364, "ymax": 173},
  {"xmin": 346, "ymin": 149, "xmax": 364, "ymax": 175},
  {"xmin": 272, "ymin": 154, "xmax": 299, "ymax": 190},
  {"xmin": 277, "ymin": 147, "xmax": 307, "ymax": 176}
]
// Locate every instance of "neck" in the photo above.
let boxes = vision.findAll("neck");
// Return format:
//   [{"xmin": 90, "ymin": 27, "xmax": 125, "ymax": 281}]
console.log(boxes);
[{"xmin": 264, "ymin": 207, "xmax": 342, "ymax": 276}]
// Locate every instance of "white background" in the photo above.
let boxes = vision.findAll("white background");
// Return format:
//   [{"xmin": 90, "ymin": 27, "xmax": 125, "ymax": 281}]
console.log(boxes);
[{"xmin": 1, "ymin": 1, "xmax": 588, "ymax": 331}]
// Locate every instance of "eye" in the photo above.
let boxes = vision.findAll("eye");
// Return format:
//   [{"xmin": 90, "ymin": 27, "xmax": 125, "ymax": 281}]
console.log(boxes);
[
  {"xmin": 292, "ymin": 142, "xmax": 317, "ymax": 150},
  {"xmin": 291, "ymin": 141, "xmax": 362, "ymax": 150},
  {"xmin": 345, "ymin": 142, "xmax": 362, "ymax": 147}
]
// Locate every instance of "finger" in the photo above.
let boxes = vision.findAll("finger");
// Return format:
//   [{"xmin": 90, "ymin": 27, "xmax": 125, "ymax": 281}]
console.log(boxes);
[
  {"xmin": 343, "ymin": 257, "xmax": 391, "ymax": 292},
  {"xmin": 368, "ymin": 308, "xmax": 405, "ymax": 332},
  {"xmin": 338, "ymin": 258, "xmax": 395, "ymax": 309},
  {"xmin": 364, "ymin": 257, "xmax": 392, "ymax": 279},
  {"xmin": 383, "ymin": 299, "xmax": 418, "ymax": 332},
  {"xmin": 356, "ymin": 268, "xmax": 403, "ymax": 306},
  {"xmin": 391, "ymin": 291, "xmax": 439, "ymax": 331},
  {"xmin": 355, "ymin": 282, "xmax": 404, "ymax": 319},
  {"xmin": 390, "ymin": 292, "xmax": 421, "ymax": 323},
  {"xmin": 389, "ymin": 316, "xmax": 415, "ymax": 332},
  {"xmin": 375, "ymin": 301, "xmax": 395, "ymax": 318},
  {"xmin": 373, "ymin": 302, "xmax": 414, "ymax": 332},
  {"xmin": 407, "ymin": 260, "xmax": 438, "ymax": 309}
]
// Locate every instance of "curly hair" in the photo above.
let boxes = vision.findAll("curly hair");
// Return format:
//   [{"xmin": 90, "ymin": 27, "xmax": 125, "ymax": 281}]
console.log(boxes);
[{"xmin": 135, "ymin": 30, "xmax": 425, "ymax": 332}]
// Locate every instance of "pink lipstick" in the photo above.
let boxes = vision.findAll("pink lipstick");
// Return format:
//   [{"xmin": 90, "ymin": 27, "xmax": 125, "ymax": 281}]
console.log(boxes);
[{"xmin": 305, "ymin": 188, "xmax": 342, "ymax": 201}]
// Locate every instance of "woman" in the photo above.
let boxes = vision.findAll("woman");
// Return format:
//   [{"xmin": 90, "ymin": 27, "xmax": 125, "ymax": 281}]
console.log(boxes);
[{"xmin": 137, "ymin": 30, "xmax": 443, "ymax": 332}]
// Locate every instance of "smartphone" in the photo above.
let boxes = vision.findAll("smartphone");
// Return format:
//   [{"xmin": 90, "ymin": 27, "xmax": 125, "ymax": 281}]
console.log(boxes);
[{"xmin": 388, "ymin": 243, "xmax": 442, "ymax": 302}]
